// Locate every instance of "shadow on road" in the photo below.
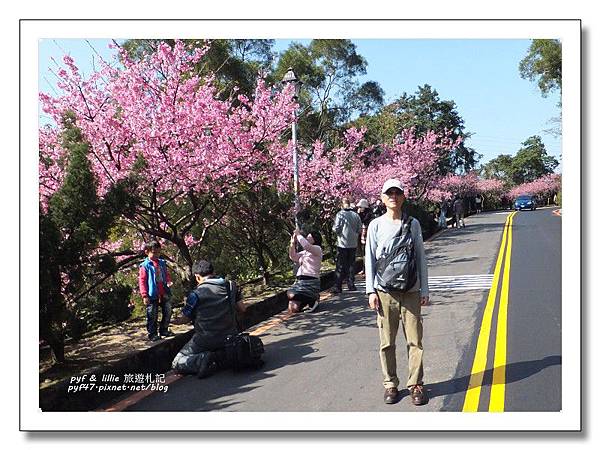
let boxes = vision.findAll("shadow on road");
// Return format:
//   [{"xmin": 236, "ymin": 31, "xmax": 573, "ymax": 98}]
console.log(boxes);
[
  {"xmin": 435, "ymin": 355, "xmax": 561, "ymax": 407},
  {"xmin": 124, "ymin": 288, "xmax": 377, "ymax": 411}
]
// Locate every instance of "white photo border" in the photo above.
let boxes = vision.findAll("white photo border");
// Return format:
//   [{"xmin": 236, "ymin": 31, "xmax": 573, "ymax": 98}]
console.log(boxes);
[{"xmin": 21, "ymin": 19, "xmax": 581, "ymax": 432}]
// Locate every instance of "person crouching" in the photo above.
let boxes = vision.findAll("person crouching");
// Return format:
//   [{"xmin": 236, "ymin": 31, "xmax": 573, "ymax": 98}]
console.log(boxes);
[
  {"xmin": 287, "ymin": 228, "xmax": 323, "ymax": 314},
  {"xmin": 171, "ymin": 259, "xmax": 246, "ymax": 378}
]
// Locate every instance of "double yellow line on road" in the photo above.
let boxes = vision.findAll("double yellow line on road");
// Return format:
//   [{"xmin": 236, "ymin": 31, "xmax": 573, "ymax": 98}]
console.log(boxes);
[{"xmin": 462, "ymin": 211, "xmax": 517, "ymax": 412}]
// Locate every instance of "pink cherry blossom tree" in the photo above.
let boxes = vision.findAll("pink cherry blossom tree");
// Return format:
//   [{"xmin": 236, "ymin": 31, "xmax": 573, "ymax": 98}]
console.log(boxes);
[
  {"xmin": 40, "ymin": 40, "xmax": 297, "ymax": 282},
  {"xmin": 296, "ymin": 127, "xmax": 370, "ymax": 219},
  {"xmin": 509, "ymin": 173, "xmax": 561, "ymax": 201},
  {"xmin": 356, "ymin": 128, "xmax": 462, "ymax": 203},
  {"xmin": 435, "ymin": 171, "xmax": 480, "ymax": 198},
  {"xmin": 282, "ymin": 126, "xmax": 460, "ymax": 249}
]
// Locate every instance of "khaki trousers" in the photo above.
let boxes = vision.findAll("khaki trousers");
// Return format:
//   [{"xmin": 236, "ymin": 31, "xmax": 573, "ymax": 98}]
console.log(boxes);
[{"xmin": 376, "ymin": 290, "xmax": 424, "ymax": 389}]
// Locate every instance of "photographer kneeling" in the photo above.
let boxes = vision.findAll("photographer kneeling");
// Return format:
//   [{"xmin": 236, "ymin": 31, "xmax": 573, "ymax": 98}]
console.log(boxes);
[{"xmin": 172, "ymin": 259, "xmax": 262, "ymax": 378}]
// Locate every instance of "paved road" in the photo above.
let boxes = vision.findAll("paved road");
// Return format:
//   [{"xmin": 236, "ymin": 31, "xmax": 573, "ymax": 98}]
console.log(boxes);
[
  {"xmin": 501, "ymin": 208, "xmax": 561, "ymax": 411},
  {"xmin": 112, "ymin": 208, "xmax": 561, "ymax": 412}
]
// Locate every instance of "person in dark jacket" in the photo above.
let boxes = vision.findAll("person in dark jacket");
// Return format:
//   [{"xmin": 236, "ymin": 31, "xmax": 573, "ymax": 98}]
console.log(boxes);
[
  {"xmin": 357, "ymin": 199, "xmax": 374, "ymax": 240},
  {"xmin": 333, "ymin": 197, "xmax": 362, "ymax": 292},
  {"xmin": 453, "ymin": 196, "xmax": 465, "ymax": 228},
  {"xmin": 171, "ymin": 260, "xmax": 246, "ymax": 378},
  {"xmin": 372, "ymin": 199, "xmax": 387, "ymax": 218}
]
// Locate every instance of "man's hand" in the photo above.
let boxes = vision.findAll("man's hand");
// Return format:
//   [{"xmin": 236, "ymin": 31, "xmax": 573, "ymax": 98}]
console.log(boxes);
[
  {"xmin": 368, "ymin": 293, "xmax": 380, "ymax": 311},
  {"xmin": 142, "ymin": 296, "xmax": 149, "ymax": 306},
  {"xmin": 420, "ymin": 296, "xmax": 430, "ymax": 306}
]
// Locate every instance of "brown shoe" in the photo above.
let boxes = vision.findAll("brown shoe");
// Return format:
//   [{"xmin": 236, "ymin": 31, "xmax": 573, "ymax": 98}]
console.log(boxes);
[
  {"xmin": 384, "ymin": 387, "xmax": 400, "ymax": 404},
  {"xmin": 409, "ymin": 384, "xmax": 428, "ymax": 406}
]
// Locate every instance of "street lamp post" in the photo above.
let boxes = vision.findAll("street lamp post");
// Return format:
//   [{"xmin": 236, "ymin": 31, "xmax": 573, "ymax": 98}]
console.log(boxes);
[{"xmin": 282, "ymin": 67, "xmax": 302, "ymax": 229}]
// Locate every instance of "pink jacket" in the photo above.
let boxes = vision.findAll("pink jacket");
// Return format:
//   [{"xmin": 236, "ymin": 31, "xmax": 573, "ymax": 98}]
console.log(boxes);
[{"xmin": 289, "ymin": 235, "xmax": 323, "ymax": 278}]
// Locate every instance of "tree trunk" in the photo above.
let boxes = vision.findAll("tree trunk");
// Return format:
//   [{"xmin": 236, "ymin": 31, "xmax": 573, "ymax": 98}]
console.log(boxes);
[
  {"xmin": 41, "ymin": 325, "xmax": 65, "ymax": 364},
  {"xmin": 257, "ymin": 250, "xmax": 270, "ymax": 286},
  {"xmin": 171, "ymin": 237, "xmax": 196, "ymax": 290}
]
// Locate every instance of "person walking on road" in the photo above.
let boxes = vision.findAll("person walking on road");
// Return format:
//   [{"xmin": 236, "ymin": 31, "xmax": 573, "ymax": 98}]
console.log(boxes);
[
  {"xmin": 333, "ymin": 197, "xmax": 362, "ymax": 293},
  {"xmin": 453, "ymin": 196, "xmax": 466, "ymax": 228},
  {"xmin": 438, "ymin": 199, "xmax": 448, "ymax": 229},
  {"xmin": 357, "ymin": 198, "xmax": 374, "ymax": 250},
  {"xmin": 287, "ymin": 228, "xmax": 323, "ymax": 314},
  {"xmin": 475, "ymin": 194, "xmax": 483, "ymax": 214},
  {"xmin": 365, "ymin": 179, "xmax": 430, "ymax": 406}
]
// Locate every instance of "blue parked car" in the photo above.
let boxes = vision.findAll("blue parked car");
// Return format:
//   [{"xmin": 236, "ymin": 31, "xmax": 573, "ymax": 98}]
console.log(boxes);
[{"xmin": 514, "ymin": 195, "xmax": 537, "ymax": 211}]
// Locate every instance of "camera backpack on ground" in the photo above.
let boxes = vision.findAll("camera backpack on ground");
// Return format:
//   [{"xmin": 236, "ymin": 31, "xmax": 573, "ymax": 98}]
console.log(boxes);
[
  {"xmin": 224, "ymin": 332, "xmax": 265, "ymax": 371},
  {"xmin": 223, "ymin": 280, "xmax": 265, "ymax": 371},
  {"xmin": 375, "ymin": 214, "xmax": 418, "ymax": 292}
]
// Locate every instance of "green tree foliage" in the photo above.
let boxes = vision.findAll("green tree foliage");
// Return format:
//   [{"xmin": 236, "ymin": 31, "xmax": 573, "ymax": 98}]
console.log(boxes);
[
  {"xmin": 39, "ymin": 211, "xmax": 67, "ymax": 363},
  {"xmin": 511, "ymin": 135, "xmax": 559, "ymax": 184},
  {"xmin": 519, "ymin": 39, "xmax": 562, "ymax": 97},
  {"xmin": 519, "ymin": 39, "xmax": 562, "ymax": 137},
  {"xmin": 273, "ymin": 40, "xmax": 384, "ymax": 147},
  {"xmin": 354, "ymin": 84, "xmax": 480, "ymax": 174},
  {"xmin": 482, "ymin": 135, "xmax": 559, "ymax": 186},
  {"xmin": 39, "ymin": 114, "xmax": 134, "ymax": 363},
  {"xmin": 201, "ymin": 186, "xmax": 293, "ymax": 286},
  {"xmin": 481, "ymin": 154, "xmax": 515, "ymax": 185}
]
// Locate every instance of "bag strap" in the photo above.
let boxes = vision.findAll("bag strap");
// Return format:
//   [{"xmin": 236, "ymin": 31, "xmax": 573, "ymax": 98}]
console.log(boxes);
[
  {"xmin": 381, "ymin": 213, "xmax": 412, "ymax": 255},
  {"xmin": 225, "ymin": 280, "xmax": 242, "ymax": 332}
]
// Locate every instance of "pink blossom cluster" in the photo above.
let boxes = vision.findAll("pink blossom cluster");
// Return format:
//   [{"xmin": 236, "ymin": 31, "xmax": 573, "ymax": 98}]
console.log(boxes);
[
  {"xmin": 426, "ymin": 174, "xmax": 505, "ymax": 203},
  {"xmin": 283, "ymin": 127, "xmax": 462, "ymax": 219},
  {"xmin": 355, "ymin": 128, "xmax": 461, "ymax": 203},
  {"xmin": 94, "ymin": 239, "xmax": 124, "ymax": 254},
  {"xmin": 508, "ymin": 173, "xmax": 561, "ymax": 199},
  {"xmin": 295, "ymin": 127, "xmax": 371, "ymax": 218},
  {"xmin": 434, "ymin": 171, "xmax": 480, "ymax": 198},
  {"xmin": 184, "ymin": 234, "xmax": 201, "ymax": 248},
  {"xmin": 477, "ymin": 178, "xmax": 505, "ymax": 195},
  {"xmin": 39, "ymin": 127, "xmax": 66, "ymax": 211},
  {"xmin": 39, "ymin": 40, "xmax": 297, "ymax": 207}
]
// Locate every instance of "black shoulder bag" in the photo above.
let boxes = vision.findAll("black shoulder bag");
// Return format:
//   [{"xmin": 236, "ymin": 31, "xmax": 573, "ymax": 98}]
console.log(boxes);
[
  {"xmin": 223, "ymin": 280, "xmax": 265, "ymax": 371},
  {"xmin": 374, "ymin": 214, "xmax": 418, "ymax": 292}
]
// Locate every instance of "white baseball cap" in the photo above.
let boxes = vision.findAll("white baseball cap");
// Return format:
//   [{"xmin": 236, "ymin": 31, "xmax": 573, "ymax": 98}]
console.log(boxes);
[{"xmin": 381, "ymin": 179, "xmax": 404, "ymax": 194}]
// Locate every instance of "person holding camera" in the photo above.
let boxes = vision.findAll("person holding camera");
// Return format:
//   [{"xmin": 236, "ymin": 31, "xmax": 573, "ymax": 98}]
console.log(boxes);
[
  {"xmin": 287, "ymin": 228, "xmax": 323, "ymax": 314},
  {"xmin": 171, "ymin": 259, "xmax": 247, "ymax": 378}
]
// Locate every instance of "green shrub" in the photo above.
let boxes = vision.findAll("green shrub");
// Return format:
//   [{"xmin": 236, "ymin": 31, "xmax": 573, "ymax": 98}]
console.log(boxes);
[{"xmin": 70, "ymin": 283, "xmax": 133, "ymax": 337}]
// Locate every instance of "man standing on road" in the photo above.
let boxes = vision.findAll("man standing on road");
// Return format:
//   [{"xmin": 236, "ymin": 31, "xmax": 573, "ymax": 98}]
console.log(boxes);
[
  {"xmin": 453, "ymin": 196, "xmax": 466, "ymax": 228},
  {"xmin": 333, "ymin": 197, "xmax": 362, "ymax": 293},
  {"xmin": 365, "ymin": 179, "xmax": 430, "ymax": 406}
]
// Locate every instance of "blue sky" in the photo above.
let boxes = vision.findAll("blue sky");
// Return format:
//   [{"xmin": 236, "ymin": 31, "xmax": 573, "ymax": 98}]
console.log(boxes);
[{"xmin": 39, "ymin": 38, "xmax": 562, "ymax": 168}]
